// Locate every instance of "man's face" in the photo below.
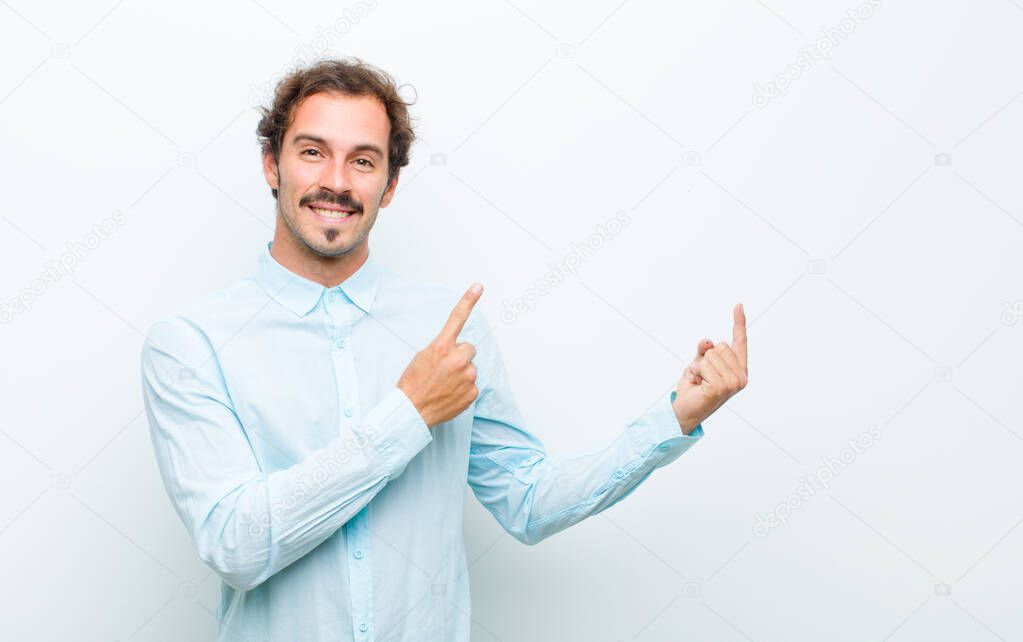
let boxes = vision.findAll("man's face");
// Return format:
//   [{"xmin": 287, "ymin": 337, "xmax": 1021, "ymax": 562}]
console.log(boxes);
[{"xmin": 262, "ymin": 91, "xmax": 398, "ymax": 258}]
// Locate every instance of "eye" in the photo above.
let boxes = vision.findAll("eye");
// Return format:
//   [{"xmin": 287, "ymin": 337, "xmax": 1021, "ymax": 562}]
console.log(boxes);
[
  {"xmin": 301, "ymin": 148, "xmax": 321, "ymax": 157},
  {"xmin": 355, "ymin": 158, "xmax": 374, "ymax": 168}
]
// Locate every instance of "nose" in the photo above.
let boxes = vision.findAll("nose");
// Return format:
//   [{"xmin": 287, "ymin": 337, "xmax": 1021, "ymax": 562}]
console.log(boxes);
[{"xmin": 319, "ymin": 157, "xmax": 353, "ymax": 196}]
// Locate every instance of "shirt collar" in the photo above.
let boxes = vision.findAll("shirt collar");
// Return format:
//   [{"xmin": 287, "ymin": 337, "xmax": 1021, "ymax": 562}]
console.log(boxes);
[{"xmin": 253, "ymin": 241, "xmax": 381, "ymax": 317}]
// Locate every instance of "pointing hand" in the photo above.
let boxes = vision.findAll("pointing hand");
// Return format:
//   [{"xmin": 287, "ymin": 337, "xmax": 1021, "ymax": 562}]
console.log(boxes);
[
  {"xmin": 672, "ymin": 304, "xmax": 748, "ymax": 434},
  {"xmin": 398, "ymin": 284, "xmax": 484, "ymax": 427}
]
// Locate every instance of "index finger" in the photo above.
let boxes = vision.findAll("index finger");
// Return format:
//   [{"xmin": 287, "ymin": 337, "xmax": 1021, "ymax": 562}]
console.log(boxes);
[
  {"xmin": 436, "ymin": 283, "xmax": 483, "ymax": 345},
  {"xmin": 731, "ymin": 303, "xmax": 747, "ymax": 370}
]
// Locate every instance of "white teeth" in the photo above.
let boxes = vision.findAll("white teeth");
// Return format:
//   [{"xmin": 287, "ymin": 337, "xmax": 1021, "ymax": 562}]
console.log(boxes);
[{"xmin": 311, "ymin": 207, "xmax": 353, "ymax": 219}]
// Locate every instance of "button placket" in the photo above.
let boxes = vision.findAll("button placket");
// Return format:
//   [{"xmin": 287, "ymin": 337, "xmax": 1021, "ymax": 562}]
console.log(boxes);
[
  {"xmin": 345, "ymin": 509, "xmax": 373, "ymax": 641},
  {"xmin": 331, "ymin": 298, "xmax": 372, "ymax": 640},
  {"xmin": 335, "ymin": 329, "xmax": 359, "ymax": 427}
]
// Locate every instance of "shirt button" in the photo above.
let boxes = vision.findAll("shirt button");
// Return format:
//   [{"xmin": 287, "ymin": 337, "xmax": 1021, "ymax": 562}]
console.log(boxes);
[
  {"xmin": 327, "ymin": 291, "xmax": 336, "ymax": 302},
  {"xmin": 353, "ymin": 549, "xmax": 363, "ymax": 559},
  {"xmin": 344, "ymin": 408, "xmax": 354, "ymax": 417},
  {"xmin": 336, "ymin": 338, "xmax": 346, "ymax": 349},
  {"xmin": 614, "ymin": 470, "xmax": 625, "ymax": 479},
  {"xmin": 359, "ymin": 623, "xmax": 368, "ymax": 632},
  {"xmin": 659, "ymin": 444, "xmax": 670, "ymax": 452}
]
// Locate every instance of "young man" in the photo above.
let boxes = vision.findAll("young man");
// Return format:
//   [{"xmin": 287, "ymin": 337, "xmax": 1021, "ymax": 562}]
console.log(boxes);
[{"xmin": 141, "ymin": 57, "xmax": 748, "ymax": 642}]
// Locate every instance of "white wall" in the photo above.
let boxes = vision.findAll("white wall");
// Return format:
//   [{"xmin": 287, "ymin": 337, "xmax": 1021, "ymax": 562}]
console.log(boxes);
[{"xmin": 1, "ymin": 0, "xmax": 1021, "ymax": 640}]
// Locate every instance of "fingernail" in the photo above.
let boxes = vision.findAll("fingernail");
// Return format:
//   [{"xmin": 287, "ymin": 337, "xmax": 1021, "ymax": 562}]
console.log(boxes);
[{"xmin": 470, "ymin": 283, "xmax": 482, "ymax": 295}]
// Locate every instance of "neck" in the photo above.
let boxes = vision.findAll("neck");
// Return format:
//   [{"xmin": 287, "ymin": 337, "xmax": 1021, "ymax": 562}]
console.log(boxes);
[{"xmin": 270, "ymin": 225, "xmax": 368, "ymax": 288}]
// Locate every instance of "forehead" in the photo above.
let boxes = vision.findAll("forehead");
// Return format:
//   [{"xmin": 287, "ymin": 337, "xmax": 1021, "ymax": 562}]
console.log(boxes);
[{"xmin": 286, "ymin": 91, "xmax": 390, "ymax": 149}]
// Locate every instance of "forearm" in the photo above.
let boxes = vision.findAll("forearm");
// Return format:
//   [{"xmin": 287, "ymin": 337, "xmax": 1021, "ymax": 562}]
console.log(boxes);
[
  {"xmin": 470, "ymin": 391, "xmax": 703, "ymax": 546},
  {"xmin": 149, "ymin": 386, "xmax": 430, "ymax": 591}
]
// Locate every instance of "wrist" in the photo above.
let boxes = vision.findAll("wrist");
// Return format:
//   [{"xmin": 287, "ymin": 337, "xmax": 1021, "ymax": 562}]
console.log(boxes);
[
  {"xmin": 671, "ymin": 393, "xmax": 700, "ymax": 435},
  {"xmin": 398, "ymin": 384, "xmax": 434, "ymax": 428}
]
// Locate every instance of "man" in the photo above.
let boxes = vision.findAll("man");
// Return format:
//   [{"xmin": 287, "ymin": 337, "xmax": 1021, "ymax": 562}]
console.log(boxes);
[{"xmin": 141, "ymin": 57, "xmax": 748, "ymax": 642}]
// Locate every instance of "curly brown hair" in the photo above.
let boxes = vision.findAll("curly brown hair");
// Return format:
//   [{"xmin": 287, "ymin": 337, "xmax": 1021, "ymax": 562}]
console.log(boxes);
[{"xmin": 256, "ymin": 57, "xmax": 417, "ymax": 199}]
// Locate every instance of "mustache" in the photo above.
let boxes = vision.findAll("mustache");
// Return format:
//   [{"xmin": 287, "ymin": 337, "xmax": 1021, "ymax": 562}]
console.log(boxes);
[{"xmin": 300, "ymin": 192, "xmax": 362, "ymax": 212}]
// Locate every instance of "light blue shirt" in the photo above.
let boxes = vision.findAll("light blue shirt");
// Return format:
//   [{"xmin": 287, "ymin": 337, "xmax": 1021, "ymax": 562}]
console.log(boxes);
[{"xmin": 140, "ymin": 240, "xmax": 704, "ymax": 642}]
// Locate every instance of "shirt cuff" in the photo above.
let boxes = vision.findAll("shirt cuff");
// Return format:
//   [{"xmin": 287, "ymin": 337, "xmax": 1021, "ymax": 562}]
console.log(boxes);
[
  {"xmin": 626, "ymin": 389, "xmax": 704, "ymax": 469},
  {"xmin": 357, "ymin": 387, "xmax": 433, "ymax": 479}
]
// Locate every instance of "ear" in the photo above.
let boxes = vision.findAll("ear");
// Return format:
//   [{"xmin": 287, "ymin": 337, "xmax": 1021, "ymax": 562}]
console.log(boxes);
[
  {"xmin": 378, "ymin": 171, "xmax": 400, "ymax": 208},
  {"xmin": 262, "ymin": 151, "xmax": 280, "ymax": 194}
]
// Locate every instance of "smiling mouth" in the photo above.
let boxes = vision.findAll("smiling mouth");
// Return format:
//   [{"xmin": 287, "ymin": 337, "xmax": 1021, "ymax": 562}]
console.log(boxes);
[{"xmin": 307, "ymin": 204, "xmax": 359, "ymax": 221}]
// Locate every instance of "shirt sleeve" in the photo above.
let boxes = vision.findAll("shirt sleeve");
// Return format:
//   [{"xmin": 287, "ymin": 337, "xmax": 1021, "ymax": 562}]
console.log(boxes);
[
  {"xmin": 465, "ymin": 312, "xmax": 704, "ymax": 546},
  {"xmin": 140, "ymin": 317, "xmax": 432, "ymax": 591}
]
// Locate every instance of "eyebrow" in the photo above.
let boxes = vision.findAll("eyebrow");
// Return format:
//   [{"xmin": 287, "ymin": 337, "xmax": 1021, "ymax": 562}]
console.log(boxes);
[{"xmin": 291, "ymin": 134, "xmax": 384, "ymax": 158}]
